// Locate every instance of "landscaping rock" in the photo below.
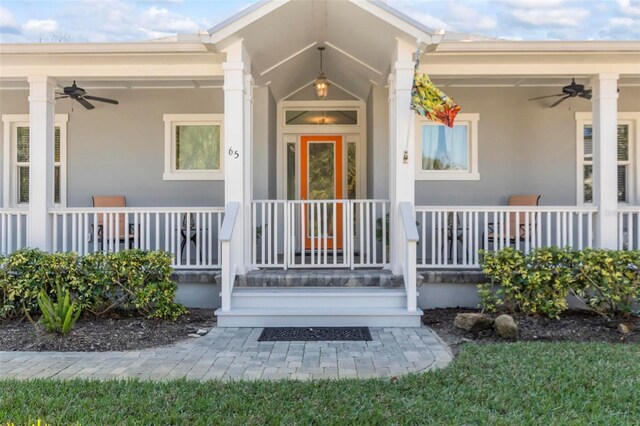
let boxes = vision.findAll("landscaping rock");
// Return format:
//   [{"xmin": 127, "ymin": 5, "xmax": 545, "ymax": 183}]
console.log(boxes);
[
  {"xmin": 454, "ymin": 313, "xmax": 493, "ymax": 332},
  {"xmin": 196, "ymin": 329, "xmax": 208, "ymax": 336},
  {"xmin": 618, "ymin": 323, "xmax": 633, "ymax": 335},
  {"xmin": 494, "ymin": 315, "xmax": 518, "ymax": 339},
  {"xmin": 187, "ymin": 333, "xmax": 201, "ymax": 338}
]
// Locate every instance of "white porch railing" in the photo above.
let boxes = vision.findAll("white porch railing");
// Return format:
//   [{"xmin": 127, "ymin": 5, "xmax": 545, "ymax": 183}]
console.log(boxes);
[
  {"xmin": 220, "ymin": 202, "xmax": 240, "ymax": 311},
  {"xmin": 49, "ymin": 207, "xmax": 225, "ymax": 269},
  {"xmin": 617, "ymin": 206, "xmax": 640, "ymax": 250},
  {"xmin": 0, "ymin": 209, "xmax": 28, "ymax": 255},
  {"xmin": 252, "ymin": 199, "xmax": 389, "ymax": 269},
  {"xmin": 399, "ymin": 202, "xmax": 418, "ymax": 310},
  {"xmin": 415, "ymin": 206, "xmax": 598, "ymax": 268}
]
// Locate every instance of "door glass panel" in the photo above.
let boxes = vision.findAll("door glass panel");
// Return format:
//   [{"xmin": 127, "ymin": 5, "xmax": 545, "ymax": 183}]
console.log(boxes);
[
  {"xmin": 347, "ymin": 142, "xmax": 356, "ymax": 199},
  {"xmin": 308, "ymin": 142, "xmax": 335, "ymax": 200},
  {"xmin": 287, "ymin": 142, "xmax": 296, "ymax": 200}
]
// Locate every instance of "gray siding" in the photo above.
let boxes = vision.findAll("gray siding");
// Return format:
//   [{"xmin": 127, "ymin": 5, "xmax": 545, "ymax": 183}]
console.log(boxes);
[
  {"xmin": 415, "ymin": 86, "xmax": 640, "ymax": 206},
  {"xmin": 0, "ymin": 88, "xmax": 225, "ymax": 208}
]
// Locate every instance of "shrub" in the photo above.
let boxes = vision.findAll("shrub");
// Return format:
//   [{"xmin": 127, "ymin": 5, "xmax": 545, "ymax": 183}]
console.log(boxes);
[
  {"xmin": 573, "ymin": 249, "xmax": 640, "ymax": 319},
  {"xmin": 37, "ymin": 284, "xmax": 82, "ymax": 334},
  {"xmin": 479, "ymin": 247, "xmax": 576, "ymax": 318},
  {"xmin": 479, "ymin": 247, "xmax": 640, "ymax": 319},
  {"xmin": 1, "ymin": 249, "xmax": 186, "ymax": 321}
]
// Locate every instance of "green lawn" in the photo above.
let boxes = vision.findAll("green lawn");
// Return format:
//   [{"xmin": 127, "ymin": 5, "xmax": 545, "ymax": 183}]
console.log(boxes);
[{"xmin": 2, "ymin": 342, "xmax": 639, "ymax": 425}]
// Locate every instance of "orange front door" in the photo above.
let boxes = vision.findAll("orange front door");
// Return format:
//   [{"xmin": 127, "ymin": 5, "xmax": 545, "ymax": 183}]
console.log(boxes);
[{"xmin": 300, "ymin": 135, "xmax": 343, "ymax": 250}]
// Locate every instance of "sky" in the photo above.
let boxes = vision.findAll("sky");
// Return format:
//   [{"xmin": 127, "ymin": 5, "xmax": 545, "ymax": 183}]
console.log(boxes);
[{"xmin": 0, "ymin": 0, "xmax": 639, "ymax": 43}]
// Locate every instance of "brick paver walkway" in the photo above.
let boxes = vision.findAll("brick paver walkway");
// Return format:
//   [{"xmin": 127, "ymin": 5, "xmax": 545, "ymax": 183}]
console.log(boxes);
[{"xmin": 0, "ymin": 327, "xmax": 452, "ymax": 381}]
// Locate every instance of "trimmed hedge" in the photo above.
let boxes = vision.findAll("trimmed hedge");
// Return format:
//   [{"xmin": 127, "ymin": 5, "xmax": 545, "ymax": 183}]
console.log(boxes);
[
  {"xmin": 0, "ymin": 249, "xmax": 186, "ymax": 320},
  {"xmin": 479, "ymin": 247, "xmax": 640, "ymax": 319}
]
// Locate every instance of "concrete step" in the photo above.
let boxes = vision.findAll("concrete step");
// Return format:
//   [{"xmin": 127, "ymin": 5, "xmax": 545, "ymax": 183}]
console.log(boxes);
[
  {"xmin": 215, "ymin": 307, "xmax": 423, "ymax": 327},
  {"xmin": 237, "ymin": 269, "xmax": 402, "ymax": 288},
  {"xmin": 231, "ymin": 287, "xmax": 407, "ymax": 309}
]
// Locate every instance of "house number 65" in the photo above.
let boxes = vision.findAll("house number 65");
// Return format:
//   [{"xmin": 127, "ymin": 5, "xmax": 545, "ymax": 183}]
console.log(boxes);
[{"xmin": 228, "ymin": 148, "xmax": 239, "ymax": 159}]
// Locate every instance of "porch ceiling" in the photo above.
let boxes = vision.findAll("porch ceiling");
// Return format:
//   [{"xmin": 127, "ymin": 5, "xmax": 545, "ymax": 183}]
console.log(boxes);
[
  {"xmin": 0, "ymin": 78, "xmax": 224, "ymax": 91},
  {"xmin": 210, "ymin": 0, "xmax": 432, "ymax": 101},
  {"xmin": 430, "ymin": 76, "xmax": 640, "ymax": 88}
]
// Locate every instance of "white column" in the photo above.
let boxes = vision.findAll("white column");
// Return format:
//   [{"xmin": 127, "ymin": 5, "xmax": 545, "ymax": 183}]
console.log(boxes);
[
  {"xmin": 389, "ymin": 39, "xmax": 416, "ymax": 274},
  {"xmin": 27, "ymin": 76, "xmax": 56, "ymax": 250},
  {"xmin": 591, "ymin": 73, "xmax": 619, "ymax": 249},
  {"xmin": 223, "ymin": 41, "xmax": 252, "ymax": 273}
]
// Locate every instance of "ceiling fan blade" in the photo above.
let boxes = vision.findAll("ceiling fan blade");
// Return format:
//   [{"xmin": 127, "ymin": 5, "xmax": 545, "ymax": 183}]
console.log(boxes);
[
  {"xmin": 83, "ymin": 95, "xmax": 119, "ymax": 105},
  {"xmin": 55, "ymin": 95, "xmax": 69, "ymax": 100},
  {"xmin": 549, "ymin": 95, "xmax": 571, "ymax": 108},
  {"xmin": 528, "ymin": 93, "xmax": 565, "ymax": 101},
  {"xmin": 579, "ymin": 90, "xmax": 592, "ymax": 100},
  {"xmin": 76, "ymin": 97, "xmax": 95, "ymax": 110}
]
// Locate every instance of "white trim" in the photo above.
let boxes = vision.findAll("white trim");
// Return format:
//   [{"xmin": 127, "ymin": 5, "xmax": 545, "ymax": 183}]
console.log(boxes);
[
  {"xmin": 575, "ymin": 112, "xmax": 640, "ymax": 206},
  {"xmin": 414, "ymin": 113, "xmax": 480, "ymax": 181},
  {"xmin": 1, "ymin": 113, "xmax": 68, "ymax": 208},
  {"xmin": 162, "ymin": 113, "xmax": 224, "ymax": 181}
]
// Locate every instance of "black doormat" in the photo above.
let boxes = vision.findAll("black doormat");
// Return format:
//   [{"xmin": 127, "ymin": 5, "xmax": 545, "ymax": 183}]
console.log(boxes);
[{"xmin": 258, "ymin": 327, "xmax": 372, "ymax": 342}]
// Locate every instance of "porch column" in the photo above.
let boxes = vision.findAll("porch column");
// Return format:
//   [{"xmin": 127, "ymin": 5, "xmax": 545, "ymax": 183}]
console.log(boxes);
[
  {"xmin": 223, "ymin": 41, "xmax": 253, "ymax": 273},
  {"xmin": 27, "ymin": 76, "xmax": 56, "ymax": 251},
  {"xmin": 591, "ymin": 73, "xmax": 619, "ymax": 249},
  {"xmin": 388, "ymin": 39, "xmax": 416, "ymax": 274}
]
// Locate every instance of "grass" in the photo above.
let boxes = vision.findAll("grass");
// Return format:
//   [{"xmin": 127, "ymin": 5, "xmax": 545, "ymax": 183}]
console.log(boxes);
[{"xmin": 1, "ymin": 342, "xmax": 639, "ymax": 425}]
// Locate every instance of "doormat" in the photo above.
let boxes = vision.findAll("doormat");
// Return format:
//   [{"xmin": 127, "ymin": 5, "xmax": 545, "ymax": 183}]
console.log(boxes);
[{"xmin": 258, "ymin": 327, "xmax": 372, "ymax": 342}]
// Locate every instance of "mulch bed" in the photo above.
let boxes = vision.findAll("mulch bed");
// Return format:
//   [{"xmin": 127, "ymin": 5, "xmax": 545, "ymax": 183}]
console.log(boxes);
[
  {"xmin": 0, "ymin": 309, "xmax": 215, "ymax": 352},
  {"xmin": 424, "ymin": 308, "xmax": 640, "ymax": 355}
]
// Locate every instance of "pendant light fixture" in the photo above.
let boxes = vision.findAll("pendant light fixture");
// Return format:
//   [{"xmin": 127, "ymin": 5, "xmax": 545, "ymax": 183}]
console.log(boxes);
[{"xmin": 314, "ymin": 46, "xmax": 329, "ymax": 99}]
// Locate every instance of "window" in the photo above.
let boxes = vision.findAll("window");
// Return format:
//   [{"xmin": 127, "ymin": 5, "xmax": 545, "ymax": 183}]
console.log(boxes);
[
  {"xmin": 576, "ymin": 112, "xmax": 639, "ymax": 205},
  {"xmin": 284, "ymin": 110, "xmax": 358, "ymax": 126},
  {"xmin": 163, "ymin": 114, "xmax": 223, "ymax": 180},
  {"xmin": 415, "ymin": 113, "xmax": 479, "ymax": 180},
  {"xmin": 2, "ymin": 114, "xmax": 67, "ymax": 207}
]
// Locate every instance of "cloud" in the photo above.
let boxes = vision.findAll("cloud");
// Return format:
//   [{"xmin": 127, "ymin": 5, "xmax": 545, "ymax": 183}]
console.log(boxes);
[
  {"xmin": 22, "ymin": 19, "xmax": 58, "ymax": 34},
  {"xmin": 408, "ymin": 12, "xmax": 451, "ymax": 30},
  {"xmin": 511, "ymin": 8, "xmax": 589, "ymax": 27},
  {"xmin": 501, "ymin": 0, "xmax": 566, "ymax": 7},
  {"xmin": 609, "ymin": 16, "xmax": 635, "ymax": 26},
  {"xmin": 449, "ymin": 3, "xmax": 497, "ymax": 31},
  {"xmin": 618, "ymin": 0, "xmax": 640, "ymax": 16},
  {"xmin": 140, "ymin": 6, "xmax": 199, "ymax": 33},
  {"xmin": 0, "ymin": 6, "xmax": 20, "ymax": 34}
]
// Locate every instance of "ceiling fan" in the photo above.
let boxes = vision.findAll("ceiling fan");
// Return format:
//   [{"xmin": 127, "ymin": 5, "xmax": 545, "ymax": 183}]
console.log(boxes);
[
  {"xmin": 528, "ymin": 78, "xmax": 592, "ymax": 108},
  {"xmin": 56, "ymin": 81, "xmax": 119, "ymax": 110}
]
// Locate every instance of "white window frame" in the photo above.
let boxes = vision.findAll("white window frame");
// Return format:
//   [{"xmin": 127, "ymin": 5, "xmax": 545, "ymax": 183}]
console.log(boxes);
[
  {"xmin": 415, "ymin": 113, "xmax": 480, "ymax": 181},
  {"xmin": 575, "ymin": 112, "xmax": 640, "ymax": 205},
  {"xmin": 2, "ymin": 114, "xmax": 68, "ymax": 208},
  {"xmin": 163, "ymin": 113, "xmax": 224, "ymax": 181}
]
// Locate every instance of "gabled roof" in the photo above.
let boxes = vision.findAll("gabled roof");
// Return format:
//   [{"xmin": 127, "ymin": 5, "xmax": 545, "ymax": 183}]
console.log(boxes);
[{"xmin": 206, "ymin": 0, "xmax": 444, "ymax": 100}]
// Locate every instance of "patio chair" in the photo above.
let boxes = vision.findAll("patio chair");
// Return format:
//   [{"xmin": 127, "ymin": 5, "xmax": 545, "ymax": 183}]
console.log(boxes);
[
  {"xmin": 92, "ymin": 196, "xmax": 135, "ymax": 249},
  {"xmin": 487, "ymin": 194, "xmax": 541, "ymax": 246}
]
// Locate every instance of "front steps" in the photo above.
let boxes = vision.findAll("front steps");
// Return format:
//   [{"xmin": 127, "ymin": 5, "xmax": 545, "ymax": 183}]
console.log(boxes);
[{"xmin": 215, "ymin": 270, "xmax": 422, "ymax": 327}]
